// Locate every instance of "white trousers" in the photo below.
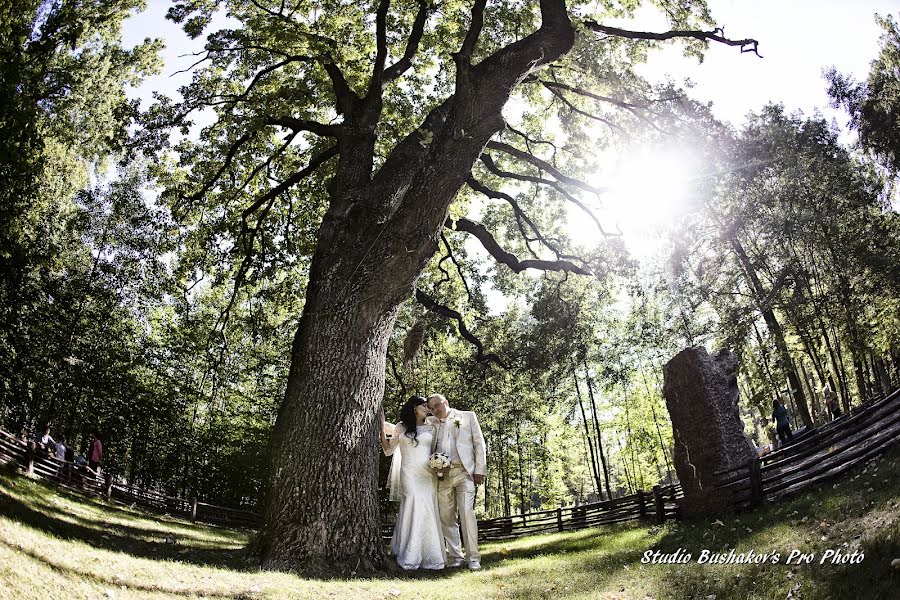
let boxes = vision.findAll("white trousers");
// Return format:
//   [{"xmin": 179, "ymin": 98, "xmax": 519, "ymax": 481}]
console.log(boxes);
[{"xmin": 437, "ymin": 466, "xmax": 479, "ymax": 562}]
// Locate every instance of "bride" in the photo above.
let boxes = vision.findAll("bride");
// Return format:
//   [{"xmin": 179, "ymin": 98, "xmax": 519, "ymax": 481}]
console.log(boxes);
[{"xmin": 381, "ymin": 395, "xmax": 446, "ymax": 570}]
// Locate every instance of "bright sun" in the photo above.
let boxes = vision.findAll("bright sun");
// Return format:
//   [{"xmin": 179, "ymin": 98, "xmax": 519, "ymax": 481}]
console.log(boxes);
[{"xmin": 567, "ymin": 144, "xmax": 701, "ymax": 260}]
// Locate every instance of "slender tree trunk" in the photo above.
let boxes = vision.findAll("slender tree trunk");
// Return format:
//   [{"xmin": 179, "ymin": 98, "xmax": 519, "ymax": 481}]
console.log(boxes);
[
  {"xmin": 515, "ymin": 421, "xmax": 527, "ymax": 514},
  {"xmin": 731, "ymin": 236, "xmax": 812, "ymax": 427},
  {"xmin": 616, "ymin": 436, "xmax": 634, "ymax": 495},
  {"xmin": 622, "ymin": 385, "xmax": 644, "ymax": 490},
  {"xmin": 644, "ymin": 366, "xmax": 675, "ymax": 484},
  {"xmin": 501, "ymin": 435, "xmax": 511, "ymax": 517},
  {"xmin": 583, "ymin": 360, "xmax": 611, "ymax": 500},
  {"xmin": 573, "ymin": 369, "xmax": 602, "ymax": 496}
]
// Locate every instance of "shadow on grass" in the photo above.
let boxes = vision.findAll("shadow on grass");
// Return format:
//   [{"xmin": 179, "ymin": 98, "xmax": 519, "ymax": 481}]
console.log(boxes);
[
  {"xmin": 0, "ymin": 468, "xmax": 243, "ymax": 540},
  {"xmin": 0, "ymin": 538, "xmax": 249, "ymax": 599},
  {"xmin": 0, "ymin": 481, "xmax": 248, "ymax": 569}
]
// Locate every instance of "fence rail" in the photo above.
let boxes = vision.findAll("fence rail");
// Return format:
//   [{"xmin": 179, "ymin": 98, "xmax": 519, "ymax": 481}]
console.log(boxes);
[
  {"xmin": 712, "ymin": 387, "xmax": 900, "ymax": 510},
  {"xmin": 476, "ymin": 483, "xmax": 682, "ymax": 541},
  {"xmin": 2, "ymin": 387, "xmax": 895, "ymax": 543}
]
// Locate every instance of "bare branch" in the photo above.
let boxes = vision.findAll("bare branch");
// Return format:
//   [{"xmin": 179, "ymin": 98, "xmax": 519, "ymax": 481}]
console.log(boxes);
[
  {"xmin": 414, "ymin": 288, "xmax": 507, "ymax": 368},
  {"xmin": 368, "ymin": 0, "xmax": 391, "ymax": 96},
  {"xmin": 584, "ymin": 21, "xmax": 762, "ymax": 57},
  {"xmin": 467, "ymin": 177, "xmax": 578, "ymax": 261},
  {"xmin": 538, "ymin": 78, "xmax": 670, "ymax": 134},
  {"xmin": 486, "ymin": 140, "xmax": 606, "ymax": 194},
  {"xmin": 441, "ymin": 233, "xmax": 476, "ymax": 305},
  {"xmin": 185, "ymin": 131, "xmax": 256, "ymax": 202},
  {"xmin": 383, "ymin": 0, "xmax": 429, "ymax": 82},
  {"xmin": 448, "ymin": 216, "xmax": 593, "ymax": 276},
  {"xmin": 479, "ymin": 153, "xmax": 619, "ymax": 237},
  {"xmin": 542, "ymin": 83, "xmax": 627, "ymax": 133},
  {"xmin": 265, "ymin": 116, "xmax": 338, "ymax": 137}
]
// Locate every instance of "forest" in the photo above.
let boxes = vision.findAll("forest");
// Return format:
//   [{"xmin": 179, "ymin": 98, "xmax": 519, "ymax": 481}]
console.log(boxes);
[{"xmin": 2, "ymin": 0, "xmax": 899, "ymax": 574}]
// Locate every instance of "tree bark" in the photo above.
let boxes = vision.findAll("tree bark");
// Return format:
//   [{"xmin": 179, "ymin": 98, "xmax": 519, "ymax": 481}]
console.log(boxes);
[{"xmin": 255, "ymin": 1, "xmax": 575, "ymax": 572}]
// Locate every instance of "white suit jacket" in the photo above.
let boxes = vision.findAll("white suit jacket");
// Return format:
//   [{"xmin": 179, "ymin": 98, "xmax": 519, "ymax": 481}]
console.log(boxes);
[{"xmin": 427, "ymin": 409, "xmax": 487, "ymax": 476}]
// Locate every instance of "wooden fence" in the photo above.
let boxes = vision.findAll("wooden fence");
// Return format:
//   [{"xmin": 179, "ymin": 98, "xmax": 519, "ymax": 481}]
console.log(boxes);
[
  {"xmin": 713, "ymin": 387, "xmax": 900, "ymax": 510},
  {"xmin": 0, "ymin": 429, "xmax": 262, "ymax": 529},
  {"xmin": 476, "ymin": 483, "xmax": 682, "ymax": 541},
  {"xmin": 2, "ymin": 386, "xmax": 896, "ymax": 541}
]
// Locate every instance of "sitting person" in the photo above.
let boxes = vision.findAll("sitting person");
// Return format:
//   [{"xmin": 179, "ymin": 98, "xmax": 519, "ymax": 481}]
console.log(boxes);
[{"xmin": 36, "ymin": 424, "xmax": 55, "ymax": 457}]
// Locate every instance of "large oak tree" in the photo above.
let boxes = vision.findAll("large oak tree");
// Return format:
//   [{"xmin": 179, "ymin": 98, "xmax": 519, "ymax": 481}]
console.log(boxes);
[{"xmin": 154, "ymin": 0, "xmax": 757, "ymax": 572}]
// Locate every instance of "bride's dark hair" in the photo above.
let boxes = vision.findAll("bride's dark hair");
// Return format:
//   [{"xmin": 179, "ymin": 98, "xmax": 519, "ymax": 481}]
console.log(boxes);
[{"xmin": 398, "ymin": 395, "xmax": 427, "ymax": 446}]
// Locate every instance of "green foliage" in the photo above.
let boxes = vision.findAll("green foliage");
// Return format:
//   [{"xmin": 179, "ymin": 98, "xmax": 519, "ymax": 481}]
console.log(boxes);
[{"xmin": 828, "ymin": 14, "xmax": 900, "ymax": 173}]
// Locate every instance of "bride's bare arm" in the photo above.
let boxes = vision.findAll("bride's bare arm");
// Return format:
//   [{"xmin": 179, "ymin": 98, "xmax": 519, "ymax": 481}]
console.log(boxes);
[{"xmin": 381, "ymin": 422, "xmax": 404, "ymax": 455}]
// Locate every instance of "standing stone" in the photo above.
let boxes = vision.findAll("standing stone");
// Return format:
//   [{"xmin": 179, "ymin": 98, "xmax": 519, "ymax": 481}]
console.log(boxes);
[{"xmin": 662, "ymin": 346, "xmax": 757, "ymax": 517}]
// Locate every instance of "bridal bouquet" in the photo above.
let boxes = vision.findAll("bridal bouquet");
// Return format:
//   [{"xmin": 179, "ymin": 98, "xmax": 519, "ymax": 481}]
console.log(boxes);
[{"xmin": 428, "ymin": 452, "xmax": 451, "ymax": 478}]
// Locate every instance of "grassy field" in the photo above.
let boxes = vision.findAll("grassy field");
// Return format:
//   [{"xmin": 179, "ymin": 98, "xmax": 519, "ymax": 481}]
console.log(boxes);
[{"xmin": 1, "ymin": 447, "xmax": 899, "ymax": 600}]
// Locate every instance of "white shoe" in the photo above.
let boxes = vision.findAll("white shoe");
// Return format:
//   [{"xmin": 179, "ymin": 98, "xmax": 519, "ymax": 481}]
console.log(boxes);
[
  {"xmin": 448, "ymin": 558, "xmax": 465, "ymax": 568},
  {"xmin": 468, "ymin": 560, "xmax": 481, "ymax": 570}
]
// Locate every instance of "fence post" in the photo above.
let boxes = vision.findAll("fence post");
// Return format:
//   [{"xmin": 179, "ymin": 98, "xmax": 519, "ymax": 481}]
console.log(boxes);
[
  {"xmin": 191, "ymin": 497, "xmax": 198, "ymax": 523},
  {"xmin": 652, "ymin": 485, "xmax": 665, "ymax": 524},
  {"xmin": 25, "ymin": 442, "xmax": 35, "ymax": 475},
  {"xmin": 637, "ymin": 490, "xmax": 647, "ymax": 520},
  {"xmin": 104, "ymin": 473, "xmax": 113, "ymax": 500},
  {"xmin": 556, "ymin": 507, "xmax": 563, "ymax": 532},
  {"xmin": 748, "ymin": 457, "xmax": 763, "ymax": 508}
]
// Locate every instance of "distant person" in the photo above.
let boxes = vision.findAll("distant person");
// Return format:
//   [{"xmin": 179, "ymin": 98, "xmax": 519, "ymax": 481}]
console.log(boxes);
[
  {"xmin": 36, "ymin": 424, "xmax": 54, "ymax": 458},
  {"xmin": 772, "ymin": 399, "xmax": 793, "ymax": 446},
  {"xmin": 54, "ymin": 437, "xmax": 67, "ymax": 477},
  {"xmin": 88, "ymin": 429, "xmax": 103, "ymax": 474},
  {"xmin": 823, "ymin": 384, "xmax": 841, "ymax": 420},
  {"xmin": 38, "ymin": 424, "xmax": 54, "ymax": 449}
]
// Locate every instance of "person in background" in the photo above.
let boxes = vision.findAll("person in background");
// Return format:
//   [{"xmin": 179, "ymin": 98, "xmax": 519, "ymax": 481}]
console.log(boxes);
[
  {"xmin": 88, "ymin": 429, "xmax": 103, "ymax": 474},
  {"xmin": 38, "ymin": 424, "xmax": 54, "ymax": 449},
  {"xmin": 36, "ymin": 424, "xmax": 54, "ymax": 458},
  {"xmin": 772, "ymin": 399, "xmax": 794, "ymax": 447},
  {"xmin": 823, "ymin": 383, "xmax": 841, "ymax": 420},
  {"xmin": 54, "ymin": 437, "xmax": 67, "ymax": 477}
]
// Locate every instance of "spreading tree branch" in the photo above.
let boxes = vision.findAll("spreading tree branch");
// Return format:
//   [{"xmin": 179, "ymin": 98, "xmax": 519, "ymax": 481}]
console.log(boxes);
[
  {"xmin": 368, "ymin": 0, "xmax": 391, "ymax": 96},
  {"xmin": 185, "ymin": 131, "xmax": 257, "ymax": 201},
  {"xmin": 382, "ymin": 0, "xmax": 429, "ymax": 82},
  {"xmin": 479, "ymin": 153, "xmax": 618, "ymax": 237},
  {"xmin": 467, "ymin": 177, "xmax": 584, "ymax": 263},
  {"xmin": 584, "ymin": 22, "xmax": 761, "ymax": 57},
  {"xmin": 440, "ymin": 232, "xmax": 476, "ymax": 305},
  {"xmin": 414, "ymin": 289, "xmax": 507, "ymax": 368},
  {"xmin": 448, "ymin": 216, "xmax": 593, "ymax": 276},
  {"xmin": 486, "ymin": 140, "xmax": 606, "ymax": 194},
  {"xmin": 265, "ymin": 116, "xmax": 338, "ymax": 137}
]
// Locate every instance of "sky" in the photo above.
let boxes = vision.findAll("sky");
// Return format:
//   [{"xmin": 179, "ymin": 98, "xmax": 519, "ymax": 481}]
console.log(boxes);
[
  {"xmin": 122, "ymin": 1, "xmax": 896, "ymax": 128},
  {"xmin": 121, "ymin": 0, "xmax": 898, "ymax": 260}
]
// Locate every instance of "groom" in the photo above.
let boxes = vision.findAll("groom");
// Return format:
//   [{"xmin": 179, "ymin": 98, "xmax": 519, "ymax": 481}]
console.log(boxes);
[{"xmin": 426, "ymin": 393, "xmax": 487, "ymax": 570}]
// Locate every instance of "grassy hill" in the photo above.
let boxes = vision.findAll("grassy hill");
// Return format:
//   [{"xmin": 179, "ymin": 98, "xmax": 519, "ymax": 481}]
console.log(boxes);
[{"xmin": 1, "ymin": 446, "xmax": 898, "ymax": 600}]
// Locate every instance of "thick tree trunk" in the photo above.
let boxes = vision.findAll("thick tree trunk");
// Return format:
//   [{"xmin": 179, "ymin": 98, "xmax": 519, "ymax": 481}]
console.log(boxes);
[
  {"xmin": 257, "ymin": 287, "xmax": 399, "ymax": 571},
  {"xmin": 253, "ymin": 2, "xmax": 576, "ymax": 572}
]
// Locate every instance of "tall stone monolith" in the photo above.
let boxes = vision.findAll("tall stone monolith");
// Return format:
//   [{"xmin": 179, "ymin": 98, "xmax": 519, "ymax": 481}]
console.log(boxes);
[{"xmin": 662, "ymin": 346, "xmax": 757, "ymax": 517}]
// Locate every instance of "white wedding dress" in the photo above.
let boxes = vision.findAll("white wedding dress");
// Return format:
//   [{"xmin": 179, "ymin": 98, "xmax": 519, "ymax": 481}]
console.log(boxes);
[{"xmin": 385, "ymin": 424, "xmax": 446, "ymax": 570}]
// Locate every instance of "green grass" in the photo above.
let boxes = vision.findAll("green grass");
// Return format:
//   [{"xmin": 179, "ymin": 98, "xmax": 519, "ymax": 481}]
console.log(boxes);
[{"xmin": 1, "ymin": 447, "xmax": 899, "ymax": 600}]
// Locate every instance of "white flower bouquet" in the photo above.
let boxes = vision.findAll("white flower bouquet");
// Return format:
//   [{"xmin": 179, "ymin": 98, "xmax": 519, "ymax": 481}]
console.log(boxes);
[{"xmin": 428, "ymin": 452, "xmax": 451, "ymax": 478}]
